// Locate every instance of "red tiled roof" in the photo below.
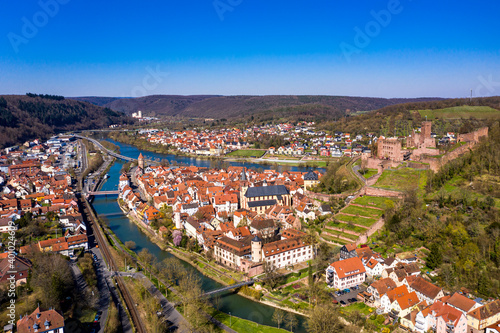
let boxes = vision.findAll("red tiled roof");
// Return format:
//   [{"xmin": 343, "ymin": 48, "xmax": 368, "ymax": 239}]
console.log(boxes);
[{"xmin": 330, "ymin": 257, "xmax": 365, "ymax": 279}]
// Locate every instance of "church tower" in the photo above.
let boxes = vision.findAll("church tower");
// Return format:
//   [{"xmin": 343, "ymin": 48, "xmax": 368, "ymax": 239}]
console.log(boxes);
[
  {"xmin": 251, "ymin": 235, "xmax": 262, "ymax": 263},
  {"xmin": 239, "ymin": 168, "xmax": 249, "ymax": 209},
  {"xmin": 138, "ymin": 153, "xmax": 145, "ymax": 170}
]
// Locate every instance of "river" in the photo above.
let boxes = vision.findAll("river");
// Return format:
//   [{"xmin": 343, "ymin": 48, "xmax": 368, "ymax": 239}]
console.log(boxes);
[{"xmin": 91, "ymin": 140, "xmax": 310, "ymax": 332}]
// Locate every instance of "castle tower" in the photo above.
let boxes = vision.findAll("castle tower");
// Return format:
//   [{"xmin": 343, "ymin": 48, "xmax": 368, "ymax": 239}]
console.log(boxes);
[
  {"xmin": 421, "ymin": 121, "xmax": 432, "ymax": 142},
  {"xmin": 251, "ymin": 235, "xmax": 262, "ymax": 263},
  {"xmin": 138, "ymin": 153, "xmax": 145, "ymax": 170}
]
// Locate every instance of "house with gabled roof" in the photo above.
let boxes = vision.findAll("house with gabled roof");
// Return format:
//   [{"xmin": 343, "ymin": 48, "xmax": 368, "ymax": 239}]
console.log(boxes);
[
  {"xmin": 326, "ymin": 257, "xmax": 366, "ymax": 289},
  {"xmin": 467, "ymin": 299, "xmax": 500, "ymax": 332},
  {"xmin": 17, "ymin": 306, "xmax": 65, "ymax": 333},
  {"xmin": 381, "ymin": 285, "xmax": 410, "ymax": 313},
  {"xmin": 340, "ymin": 243, "xmax": 357, "ymax": 260},
  {"xmin": 367, "ymin": 277, "xmax": 398, "ymax": 307},
  {"xmin": 408, "ymin": 276, "xmax": 444, "ymax": 305}
]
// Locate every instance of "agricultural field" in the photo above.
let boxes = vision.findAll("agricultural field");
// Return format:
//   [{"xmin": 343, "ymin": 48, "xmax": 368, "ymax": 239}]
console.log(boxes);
[
  {"xmin": 323, "ymin": 229, "xmax": 359, "ymax": 241},
  {"xmin": 335, "ymin": 214, "xmax": 377, "ymax": 227},
  {"xmin": 374, "ymin": 167, "xmax": 427, "ymax": 192},
  {"xmin": 321, "ymin": 233, "xmax": 352, "ymax": 245},
  {"xmin": 226, "ymin": 149, "xmax": 266, "ymax": 158},
  {"xmin": 326, "ymin": 220, "xmax": 367, "ymax": 234},
  {"xmin": 352, "ymin": 196, "xmax": 395, "ymax": 209},
  {"xmin": 418, "ymin": 105, "xmax": 500, "ymax": 120},
  {"xmin": 342, "ymin": 205, "xmax": 384, "ymax": 218}
]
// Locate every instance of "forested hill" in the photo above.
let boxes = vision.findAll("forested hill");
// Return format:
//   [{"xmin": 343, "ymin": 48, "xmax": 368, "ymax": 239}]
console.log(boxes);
[
  {"xmin": 319, "ymin": 96, "xmax": 500, "ymax": 136},
  {"xmin": 71, "ymin": 95, "xmax": 443, "ymax": 120},
  {"xmin": 0, "ymin": 94, "xmax": 133, "ymax": 148}
]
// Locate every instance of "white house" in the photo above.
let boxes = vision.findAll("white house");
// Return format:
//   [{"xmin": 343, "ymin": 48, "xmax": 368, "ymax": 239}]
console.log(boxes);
[{"xmin": 326, "ymin": 257, "xmax": 366, "ymax": 289}]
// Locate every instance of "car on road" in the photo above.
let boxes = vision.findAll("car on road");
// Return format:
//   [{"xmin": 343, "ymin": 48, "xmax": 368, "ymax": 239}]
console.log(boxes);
[
  {"xmin": 165, "ymin": 320, "xmax": 174, "ymax": 327},
  {"xmin": 167, "ymin": 326, "xmax": 178, "ymax": 332}
]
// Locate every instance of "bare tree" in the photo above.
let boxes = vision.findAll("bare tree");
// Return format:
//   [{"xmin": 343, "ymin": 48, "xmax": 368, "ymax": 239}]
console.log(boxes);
[
  {"xmin": 306, "ymin": 302, "xmax": 343, "ymax": 333},
  {"xmin": 285, "ymin": 312, "xmax": 298, "ymax": 333},
  {"xmin": 272, "ymin": 308, "xmax": 286, "ymax": 329}
]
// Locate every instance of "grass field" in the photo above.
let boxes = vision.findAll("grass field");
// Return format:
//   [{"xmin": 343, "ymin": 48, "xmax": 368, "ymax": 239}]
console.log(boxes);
[
  {"xmin": 418, "ymin": 105, "xmax": 500, "ymax": 120},
  {"xmin": 374, "ymin": 168, "xmax": 427, "ymax": 192},
  {"xmin": 326, "ymin": 221, "xmax": 367, "ymax": 234},
  {"xmin": 324, "ymin": 229, "xmax": 359, "ymax": 240},
  {"xmin": 362, "ymin": 169, "xmax": 378, "ymax": 179},
  {"xmin": 352, "ymin": 196, "xmax": 395, "ymax": 209},
  {"xmin": 322, "ymin": 234, "xmax": 352, "ymax": 245},
  {"xmin": 342, "ymin": 205, "xmax": 384, "ymax": 218},
  {"xmin": 227, "ymin": 149, "xmax": 266, "ymax": 158},
  {"xmin": 212, "ymin": 311, "xmax": 289, "ymax": 333},
  {"xmin": 335, "ymin": 214, "xmax": 377, "ymax": 227}
]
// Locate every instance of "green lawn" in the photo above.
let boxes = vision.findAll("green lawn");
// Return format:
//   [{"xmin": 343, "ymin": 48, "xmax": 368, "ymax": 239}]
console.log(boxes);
[
  {"xmin": 227, "ymin": 149, "xmax": 266, "ymax": 158},
  {"xmin": 427, "ymin": 175, "xmax": 500, "ymax": 209},
  {"xmin": 352, "ymin": 196, "xmax": 395, "ymax": 209},
  {"xmin": 322, "ymin": 234, "xmax": 353, "ymax": 245},
  {"xmin": 342, "ymin": 205, "xmax": 384, "ymax": 218},
  {"xmin": 418, "ymin": 105, "xmax": 500, "ymax": 120},
  {"xmin": 341, "ymin": 302, "xmax": 375, "ymax": 316},
  {"xmin": 324, "ymin": 229, "xmax": 359, "ymax": 240},
  {"xmin": 326, "ymin": 221, "xmax": 368, "ymax": 234},
  {"xmin": 362, "ymin": 169, "xmax": 378, "ymax": 179},
  {"xmin": 374, "ymin": 168, "xmax": 427, "ymax": 192},
  {"xmin": 335, "ymin": 214, "xmax": 378, "ymax": 227}
]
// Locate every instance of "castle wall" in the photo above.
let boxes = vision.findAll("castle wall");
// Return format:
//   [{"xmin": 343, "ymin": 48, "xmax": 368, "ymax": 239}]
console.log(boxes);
[{"xmin": 457, "ymin": 127, "xmax": 489, "ymax": 143}]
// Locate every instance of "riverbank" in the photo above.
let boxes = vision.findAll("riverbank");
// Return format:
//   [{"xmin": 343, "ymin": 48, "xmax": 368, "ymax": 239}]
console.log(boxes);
[{"xmin": 106, "ymin": 134, "xmax": 327, "ymax": 168}]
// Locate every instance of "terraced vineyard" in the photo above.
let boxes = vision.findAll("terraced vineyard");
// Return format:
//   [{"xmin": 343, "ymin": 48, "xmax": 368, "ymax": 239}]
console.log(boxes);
[{"xmin": 321, "ymin": 196, "xmax": 396, "ymax": 247}]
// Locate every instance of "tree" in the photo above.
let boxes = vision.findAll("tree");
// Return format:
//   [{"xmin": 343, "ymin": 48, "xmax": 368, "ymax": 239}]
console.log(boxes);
[
  {"xmin": 285, "ymin": 312, "xmax": 298, "ymax": 332},
  {"xmin": 263, "ymin": 261, "xmax": 281, "ymax": 290},
  {"xmin": 272, "ymin": 308, "xmax": 286, "ymax": 329},
  {"xmin": 426, "ymin": 243, "xmax": 442, "ymax": 270},
  {"xmin": 138, "ymin": 248, "xmax": 155, "ymax": 276},
  {"xmin": 30, "ymin": 253, "xmax": 74, "ymax": 309},
  {"xmin": 125, "ymin": 241, "xmax": 136, "ymax": 250}
]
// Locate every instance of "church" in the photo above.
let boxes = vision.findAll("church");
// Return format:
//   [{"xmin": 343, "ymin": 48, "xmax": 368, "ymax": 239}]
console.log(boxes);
[{"xmin": 240, "ymin": 184, "xmax": 291, "ymax": 213}]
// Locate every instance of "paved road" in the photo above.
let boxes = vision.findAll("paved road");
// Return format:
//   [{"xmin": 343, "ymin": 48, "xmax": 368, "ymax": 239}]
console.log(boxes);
[{"xmin": 90, "ymin": 247, "xmax": 133, "ymax": 333}]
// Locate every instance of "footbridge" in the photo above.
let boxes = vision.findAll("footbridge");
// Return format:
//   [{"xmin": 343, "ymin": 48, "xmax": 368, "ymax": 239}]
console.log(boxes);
[
  {"xmin": 88, "ymin": 190, "xmax": 120, "ymax": 196},
  {"xmin": 202, "ymin": 280, "xmax": 255, "ymax": 297}
]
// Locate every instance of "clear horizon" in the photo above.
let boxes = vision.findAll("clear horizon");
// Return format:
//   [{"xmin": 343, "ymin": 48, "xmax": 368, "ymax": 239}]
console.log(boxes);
[{"xmin": 1, "ymin": 0, "xmax": 499, "ymax": 98}]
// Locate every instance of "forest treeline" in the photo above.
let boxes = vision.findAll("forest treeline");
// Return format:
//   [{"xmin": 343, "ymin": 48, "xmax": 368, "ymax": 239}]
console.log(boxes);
[
  {"xmin": 382, "ymin": 122, "xmax": 500, "ymax": 297},
  {"xmin": 318, "ymin": 97, "xmax": 500, "ymax": 137},
  {"xmin": 0, "ymin": 95, "xmax": 133, "ymax": 148}
]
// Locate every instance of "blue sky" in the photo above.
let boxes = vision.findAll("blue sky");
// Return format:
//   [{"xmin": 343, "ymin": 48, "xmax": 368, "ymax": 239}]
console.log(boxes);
[{"xmin": 0, "ymin": 0, "xmax": 499, "ymax": 98}]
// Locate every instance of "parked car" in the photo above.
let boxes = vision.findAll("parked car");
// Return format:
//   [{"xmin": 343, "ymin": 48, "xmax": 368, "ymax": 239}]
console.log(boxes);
[
  {"xmin": 340, "ymin": 300, "xmax": 346, "ymax": 305},
  {"xmin": 343, "ymin": 288, "xmax": 350, "ymax": 293}
]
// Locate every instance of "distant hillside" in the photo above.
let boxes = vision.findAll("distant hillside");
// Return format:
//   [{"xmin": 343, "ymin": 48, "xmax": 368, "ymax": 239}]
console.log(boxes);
[
  {"xmin": 69, "ymin": 96, "xmax": 125, "ymax": 107},
  {"xmin": 74, "ymin": 94, "xmax": 443, "ymax": 120},
  {"xmin": 0, "ymin": 94, "xmax": 133, "ymax": 148},
  {"xmin": 320, "ymin": 96, "xmax": 500, "ymax": 136}
]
